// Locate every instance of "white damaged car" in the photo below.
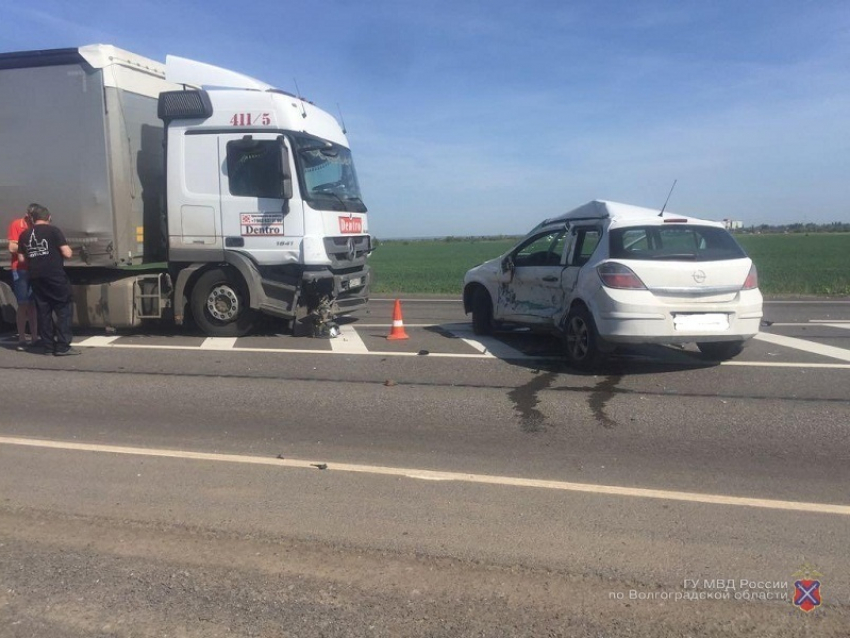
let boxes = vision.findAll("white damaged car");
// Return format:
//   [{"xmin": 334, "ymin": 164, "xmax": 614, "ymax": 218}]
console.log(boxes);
[{"xmin": 462, "ymin": 200, "xmax": 763, "ymax": 368}]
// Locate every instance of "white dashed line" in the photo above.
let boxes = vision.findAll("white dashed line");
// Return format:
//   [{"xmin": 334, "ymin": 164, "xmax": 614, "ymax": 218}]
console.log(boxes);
[
  {"xmin": 754, "ymin": 332, "xmax": 850, "ymax": 363},
  {"xmin": 74, "ymin": 336, "xmax": 121, "ymax": 347},
  {"xmin": 200, "ymin": 337, "xmax": 238, "ymax": 350},
  {"xmin": 330, "ymin": 324, "xmax": 370, "ymax": 354},
  {"xmin": 822, "ymin": 323, "xmax": 850, "ymax": 331},
  {"xmin": 722, "ymin": 361, "xmax": 850, "ymax": 369}
]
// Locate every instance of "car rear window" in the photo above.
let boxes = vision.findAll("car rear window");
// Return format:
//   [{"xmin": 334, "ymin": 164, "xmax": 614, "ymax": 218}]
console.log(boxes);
[{"xmin": 608, "ymin": 225, "xmax": 746, "ymax": 261}]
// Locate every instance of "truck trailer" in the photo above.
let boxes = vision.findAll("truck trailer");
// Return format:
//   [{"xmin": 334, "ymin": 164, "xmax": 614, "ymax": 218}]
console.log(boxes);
[{"xmin": 0, "ymin": 44, "xmax": 371, "ymax": 337}]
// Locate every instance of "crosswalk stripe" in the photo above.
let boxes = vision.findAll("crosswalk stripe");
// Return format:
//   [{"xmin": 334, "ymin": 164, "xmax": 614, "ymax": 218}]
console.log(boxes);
[{"xmin": 754, "ymin": 332, "xmax": 850, "ymax": 362}]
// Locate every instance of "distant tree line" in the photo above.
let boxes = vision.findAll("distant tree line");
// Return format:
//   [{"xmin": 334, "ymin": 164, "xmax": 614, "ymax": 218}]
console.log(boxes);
[
  {"xmin": 738, "ymin": 222, "xmax": 850, "ymax": 234},
  {"xmin": 372, "ymin": 223, "xmax": 849, "ymax": 246},
  {"xmin": 373, "ymin": 234, "xmax": 523, "ymax": 247}
]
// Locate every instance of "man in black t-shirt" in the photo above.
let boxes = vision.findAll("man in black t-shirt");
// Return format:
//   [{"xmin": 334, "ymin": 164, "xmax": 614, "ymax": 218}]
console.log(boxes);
[{"xmin": 19, "ymin": 204, "xmax": 80, "ymax": 356}]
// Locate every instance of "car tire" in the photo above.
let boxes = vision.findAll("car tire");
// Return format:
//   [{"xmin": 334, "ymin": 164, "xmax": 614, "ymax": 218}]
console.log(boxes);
[
  {"xmin": 563, "ymin": 306, "xmax": 602, "ymax": 370},
  {"xmin": 471, "ymin": 287, "xmax": 494, "ymax": 336},
  {"xmin": 697, "ymin": 341, "xmax": 745, "ymax": 361},
  {"xmin": 191, "ymin": 267, "xmax": 257, "ymax": 337}
]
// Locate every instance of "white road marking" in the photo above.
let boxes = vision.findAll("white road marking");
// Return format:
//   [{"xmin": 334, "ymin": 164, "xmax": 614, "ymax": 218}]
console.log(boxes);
[
  {"xmin": 823, "ymin": 323, "xmax": 850, "ymax": 331},
  {"xmin": 754, "ymin": 332, "xmax": 850, "ymax": 362},
  {"xmin": 1, "ymin": 435, "xmax": 848, "ymax": 516},
  {"xmin": 11, "ymin": 320, "xmax": 850, "ymax": 366},
  {"xmin": 722, "ymin": 361, "xmax": 850, "ymax": 369},
  {"xmin": 54, "ymin": 335, "xmax": 850, "ymax": 367},
  {"xmin": 766, "ymin": 321, "xmax": 850, "ymax": 327},
  {"xmin": 330, "ymin": 324, "xmax": 369, "ymax": 354},
  {"xmin": 74, "ymin": 336, "xmax": 121, "ymax": 347},
  {"xmin": 459, "ymin": 337, "xmax": 493, "ymax": 357},
  {"xmin": 443, "ymin": 325, "xmax": 533, "ymax": 359},
  {"xmin": 200, "ymin": 337, "xmax": 238, "ymax": 350},
  {"xmin": 71, "ymin": 341, "xmax": 491, "ymax": 358}
]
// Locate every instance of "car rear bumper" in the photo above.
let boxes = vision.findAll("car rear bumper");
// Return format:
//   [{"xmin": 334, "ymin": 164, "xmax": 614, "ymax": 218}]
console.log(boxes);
[{"xmin": 591, "ymin": 287, "xmax": 763, "ymax": 344}]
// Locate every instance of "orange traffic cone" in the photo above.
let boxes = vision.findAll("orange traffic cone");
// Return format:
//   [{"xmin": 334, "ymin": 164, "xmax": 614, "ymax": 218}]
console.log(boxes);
[{"xmin": 387, "ymin": 299, "xmax": 410, "ymax": 340}]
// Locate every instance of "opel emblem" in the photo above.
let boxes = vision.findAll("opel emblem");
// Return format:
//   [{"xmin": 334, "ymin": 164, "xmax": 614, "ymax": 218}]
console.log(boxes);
[{"xmin": 693, "ymin": 269, "xmax": 706, "ymax": 284}]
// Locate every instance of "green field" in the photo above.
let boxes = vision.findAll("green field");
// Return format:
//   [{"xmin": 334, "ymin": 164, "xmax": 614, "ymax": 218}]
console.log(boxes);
[
  {"xmin": 368, "ymin": 233, "xmax": 850, "ymax": 297},
  {"xmin": 736, "ymin": 233, "xmax": 850, "ymax": 296}
]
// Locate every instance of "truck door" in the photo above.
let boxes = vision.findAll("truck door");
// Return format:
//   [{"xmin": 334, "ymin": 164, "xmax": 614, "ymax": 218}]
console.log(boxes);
[
  {"xmin": 218, "ymin": 134, "xmax": 302, "ymax": 266},
  {"xmin": 496, "ymin": 228, "xmax": 568, "ymax": 327}
]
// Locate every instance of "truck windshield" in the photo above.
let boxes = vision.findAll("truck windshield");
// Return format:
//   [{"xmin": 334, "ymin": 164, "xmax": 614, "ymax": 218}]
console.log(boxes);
[{"xmin": 290, "ymin": 133, "xmax": 367, "ymax": 213}]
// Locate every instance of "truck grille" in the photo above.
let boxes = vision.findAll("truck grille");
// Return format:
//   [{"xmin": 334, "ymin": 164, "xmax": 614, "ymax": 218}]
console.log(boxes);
[{"xmin": 324, "ymin": 235, "xmax": 371, "ymax": 269}]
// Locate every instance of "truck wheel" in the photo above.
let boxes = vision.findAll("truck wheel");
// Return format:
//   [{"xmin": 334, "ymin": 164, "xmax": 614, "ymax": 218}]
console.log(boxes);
[
  {"xmin": 697, "ymin": 341, "xmax": 744, "ymax": 361},
  {"xmin": 191, "ymin": 268, "xmax": 256, "ymax": 337},
  {"xmin": 563, "ymin": 306, "xmax": 602, "ymax": 370},
  {"xmin": 471, "ymin": 287, "xmax": 494, "ymax": 336}
]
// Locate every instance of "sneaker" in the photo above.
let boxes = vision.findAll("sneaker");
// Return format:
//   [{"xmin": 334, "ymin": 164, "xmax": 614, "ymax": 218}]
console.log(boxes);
[
  {"xmin": 16, "ymin": 341, "xmax": 27, "ymax": 351},
  {"xmin": 25, "ymin": 340, "xmax": 47, "ymax": 353},
  {"xmin": 54, "ymin": 347, "xmax": 82, "ymax": 356}
]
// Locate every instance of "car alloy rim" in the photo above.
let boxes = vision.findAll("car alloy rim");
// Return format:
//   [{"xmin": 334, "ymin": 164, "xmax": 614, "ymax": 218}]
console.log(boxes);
[{"xmin": 567, "ymin": 316, "xmax": 589, "ymax": 359}]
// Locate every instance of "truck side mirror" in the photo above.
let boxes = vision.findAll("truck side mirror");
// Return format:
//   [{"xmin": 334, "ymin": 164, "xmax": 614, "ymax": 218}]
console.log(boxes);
[{"xmin": 279, "ymin": 137, "xmax": 293, "ymax": 200}]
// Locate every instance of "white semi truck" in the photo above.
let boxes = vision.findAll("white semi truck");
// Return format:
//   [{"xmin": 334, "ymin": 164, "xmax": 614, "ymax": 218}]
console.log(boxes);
[{"xmin": 0, "ymin": 44, "xmax": 372, "ymax": 336}]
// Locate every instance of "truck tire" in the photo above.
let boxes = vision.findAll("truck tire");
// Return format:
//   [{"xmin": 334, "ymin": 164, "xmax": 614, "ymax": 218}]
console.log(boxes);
[
  {"xmin": 697, "ymin": 341, "xmax": 744, "ymax": 361},
  {"xmin": 471, "ymin": 287, "xmax": 494, "ymax": 336},
  {"xmin": 562, "ymin": 306, "xmax": 603, "ymax": 370},
  {"xmin": 191, "ymin": 267, "xmax": 257, "ymax": 337}
]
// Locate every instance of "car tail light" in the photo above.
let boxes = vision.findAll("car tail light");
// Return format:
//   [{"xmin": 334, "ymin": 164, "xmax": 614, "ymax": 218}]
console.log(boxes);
[
  {"xmin": 742, "ymin": 264, "xmax": 759, "ymax": 290},
  {"xmin": 597, "ymin": 262, "xmax": 647, "ymax": 289}
]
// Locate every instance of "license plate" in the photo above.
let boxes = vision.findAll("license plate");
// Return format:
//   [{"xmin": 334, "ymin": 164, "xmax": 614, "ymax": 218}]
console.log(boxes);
[{"xmin": 673, "ymin": 313, "xmax": 729, "ymax": 331}]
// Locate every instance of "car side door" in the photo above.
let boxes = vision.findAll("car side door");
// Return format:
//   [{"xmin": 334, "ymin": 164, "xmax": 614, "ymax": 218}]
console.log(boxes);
[
  {"xmin": 559, "ymin": 224, "xmax": 603, "ymax": 309},
  {"xmin": 495, "ymin": 228, "xmax": 568, "ymax": 326}
]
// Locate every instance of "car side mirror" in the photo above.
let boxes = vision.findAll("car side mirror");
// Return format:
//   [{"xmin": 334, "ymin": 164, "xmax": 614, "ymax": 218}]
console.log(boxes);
[{"xmin": 501, "ymin": 255, "xmax": 515, "ymax": 282}]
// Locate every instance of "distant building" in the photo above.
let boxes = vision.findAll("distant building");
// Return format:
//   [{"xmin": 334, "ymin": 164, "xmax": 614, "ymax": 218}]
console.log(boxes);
[{"xmin": 722, "ymin": 219, "xmax": 744, "ymax": 230}]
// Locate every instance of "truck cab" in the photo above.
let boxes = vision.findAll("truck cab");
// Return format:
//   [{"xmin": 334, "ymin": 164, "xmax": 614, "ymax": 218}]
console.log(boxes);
[{"xmin": 160, "ymin": 56, "xmax": 371, "ymax": 336}]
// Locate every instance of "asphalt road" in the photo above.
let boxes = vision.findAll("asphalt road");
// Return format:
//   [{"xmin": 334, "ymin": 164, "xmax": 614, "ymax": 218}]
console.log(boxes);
[{"xmin": 1, "ymin": 298, "xmax": 848, "ymax": 637}]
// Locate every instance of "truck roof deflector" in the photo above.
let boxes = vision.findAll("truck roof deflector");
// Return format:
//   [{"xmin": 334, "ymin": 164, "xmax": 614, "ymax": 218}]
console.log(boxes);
[{"xmin": 165, "ymin": 54, "xmax": 274, "ymax": 91}]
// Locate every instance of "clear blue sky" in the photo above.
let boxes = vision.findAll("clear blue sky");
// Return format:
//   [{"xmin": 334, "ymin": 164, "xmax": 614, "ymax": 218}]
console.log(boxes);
[{"xmin": 2, "ymin": 0, "xmax": 848, "ymax": 238}]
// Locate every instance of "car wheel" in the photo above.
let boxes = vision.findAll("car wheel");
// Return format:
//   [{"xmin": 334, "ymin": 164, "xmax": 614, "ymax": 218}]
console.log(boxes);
[
  {"xmin": 191, "ymin": 267, "xmax": 257, "ymax": 337},
  {"xmin": 563, "ymin": 306, "xmax": 602, "ymax": 370},
  {"xmin": 471, "ymin": 287, "xmax": 494, "ymax": 336},
  {"xmin": 697, "ymin": 341, "xmax": 745, "ymax": 361}
]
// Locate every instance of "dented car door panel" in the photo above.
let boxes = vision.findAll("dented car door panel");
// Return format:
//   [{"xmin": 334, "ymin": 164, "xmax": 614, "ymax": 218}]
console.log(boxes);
[{"xmin": 495, "ymin": 230, "xmax": 568, "ymax": 325}]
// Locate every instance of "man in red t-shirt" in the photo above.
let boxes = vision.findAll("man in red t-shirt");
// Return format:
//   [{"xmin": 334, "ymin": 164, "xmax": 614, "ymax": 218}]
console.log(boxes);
[{"xmin": 7, "ymin": 204, "xmax": 38, "ymax": 350}]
